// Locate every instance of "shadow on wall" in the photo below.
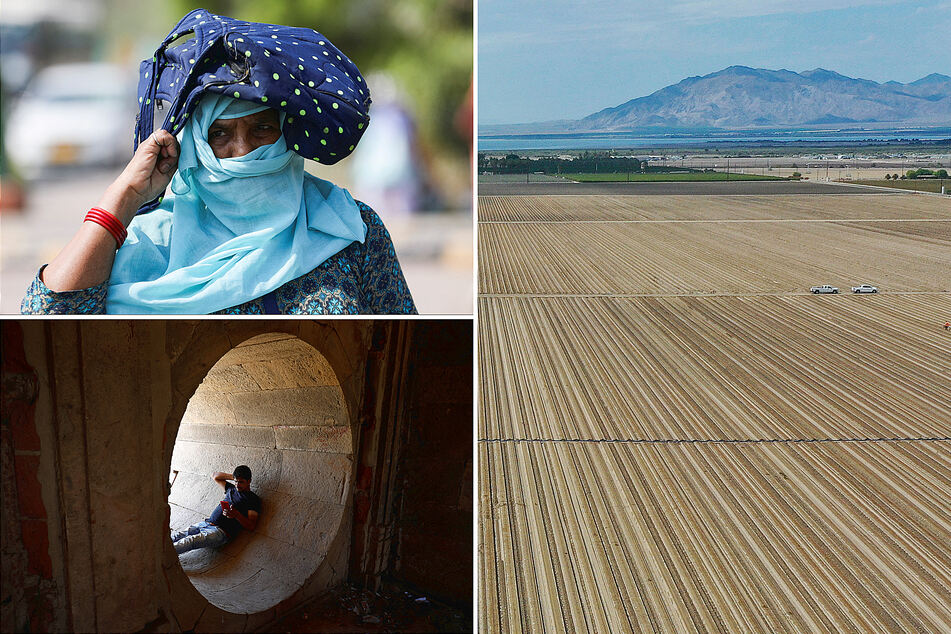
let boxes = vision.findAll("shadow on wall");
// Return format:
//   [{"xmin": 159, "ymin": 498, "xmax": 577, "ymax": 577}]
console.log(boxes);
[{"xmin": 168, "ymin": 333, "xmax": 353, "ymax": 615}]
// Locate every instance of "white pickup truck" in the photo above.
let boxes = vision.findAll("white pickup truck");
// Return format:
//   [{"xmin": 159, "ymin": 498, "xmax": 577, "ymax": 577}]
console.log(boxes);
[
  {"xmin": 810, "ymin": 285, "xmax": 839, "ymax": 294},
  {"xmin": 851, "ymin": 284, "xmax": 879, "ymax": 293}
]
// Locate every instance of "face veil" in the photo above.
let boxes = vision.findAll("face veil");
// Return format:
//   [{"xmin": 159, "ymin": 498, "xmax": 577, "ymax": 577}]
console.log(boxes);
[{"xmin": 106, "ymin": 95, "xmax": 367, "ymax": 314}]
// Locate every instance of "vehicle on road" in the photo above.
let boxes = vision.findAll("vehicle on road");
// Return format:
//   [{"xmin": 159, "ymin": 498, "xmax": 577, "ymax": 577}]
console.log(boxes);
[
  {"xmin": 4, "ymin": 62, "xmax": 136, "ymax": 179},
  {"xmin": 851, "ymin": 284, "xmax": 879, "ymax": 293},
  {"xmin": 810, "ymin": 285, "xmax": 839, "ymax": 294}
]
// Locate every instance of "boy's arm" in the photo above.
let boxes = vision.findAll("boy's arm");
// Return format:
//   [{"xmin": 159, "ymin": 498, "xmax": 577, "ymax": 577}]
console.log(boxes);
[{"xmin": 212, "ymin": 472, "xmax": 233, "ymax": 490}]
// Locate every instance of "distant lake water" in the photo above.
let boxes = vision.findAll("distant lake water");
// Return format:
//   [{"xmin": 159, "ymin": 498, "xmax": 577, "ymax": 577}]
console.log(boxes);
[{"xmin": 478, "ymin": 127, "xmax": 951, "ymax": 151}]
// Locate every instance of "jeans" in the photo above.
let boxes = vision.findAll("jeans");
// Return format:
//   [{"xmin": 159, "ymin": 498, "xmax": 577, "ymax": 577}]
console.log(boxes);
[{"xmin": 171, "ymin": 520, "xmax": 229, "ymax": 554}]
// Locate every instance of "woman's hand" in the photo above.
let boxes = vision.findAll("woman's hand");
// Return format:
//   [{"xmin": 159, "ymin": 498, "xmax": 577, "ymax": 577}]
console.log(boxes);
[
  {"xmin": 110, "ymin": 129, "xmax": 180, "ymax": 213},
  {"xmin": 40, "ymin": 130, "xmax": 180, "ymax": 293}
]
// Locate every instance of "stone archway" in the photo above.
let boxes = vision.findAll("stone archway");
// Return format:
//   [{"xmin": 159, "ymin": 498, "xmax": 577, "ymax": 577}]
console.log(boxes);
[
  {"xmin": 167, "ymin": 333, "xmax": 352, "ymax": 614},
  {"xmin": 159, "ymin": 323, "xmax": 370, "ymax": 628}
]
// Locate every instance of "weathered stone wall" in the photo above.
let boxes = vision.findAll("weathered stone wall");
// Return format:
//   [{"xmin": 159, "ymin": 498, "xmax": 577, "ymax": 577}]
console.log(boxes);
[
  {"xmin": 2, "ymin": 321, "xmax": 373, "ymax": 632},
  {"xmin": 1, "ymin": 319, "xmax": 473, "ymax": 632}
]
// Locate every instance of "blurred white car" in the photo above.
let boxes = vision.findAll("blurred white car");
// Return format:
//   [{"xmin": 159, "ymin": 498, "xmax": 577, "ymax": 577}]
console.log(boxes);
[
  {"xmin": 851, "ymin": 284, "xmax": 878, "ymax": 293},
  {"xmin": 4, "ymin": 62, "xmax": 137, "ymax": 178},
  {"xmin": 810, "ymin": 285, "xmax": 838, "ymax": 294}
]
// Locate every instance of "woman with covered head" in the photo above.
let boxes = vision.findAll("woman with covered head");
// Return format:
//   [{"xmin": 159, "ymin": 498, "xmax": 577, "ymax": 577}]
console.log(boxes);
[{"xmin": 22, "ymin": 11, "xmax": 415, "ymax": 314}]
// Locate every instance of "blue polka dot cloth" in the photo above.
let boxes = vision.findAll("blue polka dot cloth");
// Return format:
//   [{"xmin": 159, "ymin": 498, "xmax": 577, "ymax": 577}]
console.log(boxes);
[{"xmin": 134, "ymin": 8, "xmax": 370, "ymax": 210}]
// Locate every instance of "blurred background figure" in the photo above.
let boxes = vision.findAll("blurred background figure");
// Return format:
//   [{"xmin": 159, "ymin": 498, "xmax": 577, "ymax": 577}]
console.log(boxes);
[
  {"xmin": 0, "ymin": 0, "xmax": 473, "ymax": 314},
  {"xmin": 351, "ymin": 73, "xmax": 427, "ymax": 216}
]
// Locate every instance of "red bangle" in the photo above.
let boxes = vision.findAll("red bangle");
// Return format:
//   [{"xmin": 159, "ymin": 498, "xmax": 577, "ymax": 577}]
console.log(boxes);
[{"xmin": 84, "ymin": 207, "xmax": 128, "ymax": 248}]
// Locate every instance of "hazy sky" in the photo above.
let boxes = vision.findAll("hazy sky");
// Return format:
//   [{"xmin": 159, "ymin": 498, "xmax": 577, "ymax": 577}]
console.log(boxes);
[{"xmin": 478, "ymin": 0, "xmax": 951, "ymax": 125}]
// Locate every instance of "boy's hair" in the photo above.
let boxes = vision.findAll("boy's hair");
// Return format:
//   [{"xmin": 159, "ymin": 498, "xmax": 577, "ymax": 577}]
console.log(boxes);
[{"xmin": 233, "ymin": 465, "xmax": 252, "ymax": 480}]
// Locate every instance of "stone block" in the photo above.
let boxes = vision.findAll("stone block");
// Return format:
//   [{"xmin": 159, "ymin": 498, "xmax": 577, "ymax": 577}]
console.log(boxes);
[
  {"xmin": 298, "ymin": 514, "xmax": 350, "ymax": 600},
  {"xmin": 242, "ymin": 354, "xmax": 339, "ymax": 390},
  {"xmin": 277, "ymin": 451, "xmax": 352, "ymax": 504},
  {"xmin": 198, "ymin": 364, "xmax": 262, "ymax": 394},
  {"xmin": 177, "ymin": 542, "xmax": 233, "ymax": 576},
  {"xmin": 229, "ymin": 387, "xmax": 345, "ymax": 427},
  {"xmin": 255, "ymin": 491, "xmax": 344, "ymax": 553},
  {"xmin": 169, "ymin": 443, "xmax": 282, "ymax": 494},
  {"xmin": 313, "ymin": 326, "xmax": 369, "ymax": 386},
  {"xmin": 168, "ymin": 472, "xmax": 223, "ymax": 516},
  {"xmin": 216, "ymin": 336, "xmax": 312, "ymax": 366},
  {"xmin": 274, "ymin": 425, "xmax": 352, "ymax": 453},
  {"xmin": 181, "ymin": 391, "xmax": 237, "ymax": 426},
  {"xmin": 202, "ymin": 569, "xmax": 299, "ymax": 616},
  {"xmin": 176, "ymin": 422, "xmax": 275, "ymax": 450},
  {"xmin": 190, "ymin": 551, "xmax": 263, "ymax": 591}
]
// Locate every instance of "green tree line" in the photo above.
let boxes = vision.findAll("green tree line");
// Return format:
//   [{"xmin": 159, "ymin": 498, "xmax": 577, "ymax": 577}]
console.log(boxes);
[{"xmin": 479, "ymin": 152, "xmax": 650, "ymax": 175}]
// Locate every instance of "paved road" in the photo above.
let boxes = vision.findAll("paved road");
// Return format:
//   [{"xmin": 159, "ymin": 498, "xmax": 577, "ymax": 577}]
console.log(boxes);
[{"xmin": 478, "ymin": 180, "xmax": 897, "ymax": 196}]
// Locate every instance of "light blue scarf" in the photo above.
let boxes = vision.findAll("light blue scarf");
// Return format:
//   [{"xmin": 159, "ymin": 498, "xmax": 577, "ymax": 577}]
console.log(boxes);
[{"xmin": 106, "ymin": 95, "xmax": 367, "ymax": 314}]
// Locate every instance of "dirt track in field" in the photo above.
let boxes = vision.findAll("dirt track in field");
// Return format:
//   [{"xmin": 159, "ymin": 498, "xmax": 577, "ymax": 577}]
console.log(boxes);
[{"xmin": 478, "ymin": 192, "xmax": 951, "ymax": 633}]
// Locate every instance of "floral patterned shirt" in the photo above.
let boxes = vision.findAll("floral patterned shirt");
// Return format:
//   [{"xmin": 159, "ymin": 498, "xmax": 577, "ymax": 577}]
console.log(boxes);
[{"xmin": 21, "ymin": 203, "xmax": 416, "ymax": 315}]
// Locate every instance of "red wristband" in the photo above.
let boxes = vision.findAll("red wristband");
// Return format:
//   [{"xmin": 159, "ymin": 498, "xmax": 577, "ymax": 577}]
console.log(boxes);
[{"xmin": 84, "ymin": 207, "xmax": 128, "ymax": 248}]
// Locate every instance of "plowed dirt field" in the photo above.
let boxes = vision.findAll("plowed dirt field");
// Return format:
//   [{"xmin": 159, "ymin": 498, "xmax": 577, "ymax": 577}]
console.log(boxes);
[{"xmin": 478, "ymin": 191, "xmax": 951, "ymax": 633}]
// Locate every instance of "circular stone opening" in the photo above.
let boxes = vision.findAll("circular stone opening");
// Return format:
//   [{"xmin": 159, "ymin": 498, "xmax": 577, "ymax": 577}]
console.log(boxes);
[{"xmin": 168, "ymin": 333, "xmax": 352, "ymax": 615}]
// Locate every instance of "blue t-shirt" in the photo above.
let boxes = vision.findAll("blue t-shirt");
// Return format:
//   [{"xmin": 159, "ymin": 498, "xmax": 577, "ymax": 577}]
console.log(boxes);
[{"xmin": 207, "ymin": 482, "xmax": 262, "ymax": 538}]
